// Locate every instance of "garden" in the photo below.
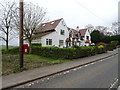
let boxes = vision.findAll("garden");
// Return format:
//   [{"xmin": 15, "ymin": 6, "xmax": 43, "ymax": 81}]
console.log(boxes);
[{"xmin": 2, "ymin": 39, "xmax": 120, "ymax": 76}]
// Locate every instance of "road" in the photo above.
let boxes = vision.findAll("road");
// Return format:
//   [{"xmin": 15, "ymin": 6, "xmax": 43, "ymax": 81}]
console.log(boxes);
[{"xmin": 17, "ymin": 54, "xmax": 118, "ymax": 88}]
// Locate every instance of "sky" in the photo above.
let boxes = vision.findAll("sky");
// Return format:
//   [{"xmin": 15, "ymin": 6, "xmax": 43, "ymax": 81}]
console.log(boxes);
[{"xmin": 0, "ymin": 0, "xmax": 119, "ymax": 46}]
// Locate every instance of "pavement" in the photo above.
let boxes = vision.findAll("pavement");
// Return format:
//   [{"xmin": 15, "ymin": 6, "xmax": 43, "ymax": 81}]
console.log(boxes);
[{"xmin": 2, "ymin": 49, "xmax": 118, "ymax": 89}]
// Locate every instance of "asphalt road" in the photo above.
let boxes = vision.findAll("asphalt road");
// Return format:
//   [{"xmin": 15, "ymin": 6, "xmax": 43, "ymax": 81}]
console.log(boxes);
[{"xmin": 18, "ymin": 54, "xmax": 118, "ymax": 88}]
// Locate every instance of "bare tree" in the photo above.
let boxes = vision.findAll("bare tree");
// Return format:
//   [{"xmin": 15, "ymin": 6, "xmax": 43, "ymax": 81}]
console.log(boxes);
[
  {"xmin": 85, "ymin": 24, "xmax": 94, "ymax": 33},
  {"xmin": 0, "ymin": 1, "xmax": 17, "ymax": 50},
  {"xmin": 111, "ymin": 22, "xmax": 119, "ymax": 35},
  {"xmin": 95, "ymin": 26, "xmax": 108, "ymax": 35},
  {"xmin": 14, "ymin": 3, "xmax": 47, "ymax": 53}
]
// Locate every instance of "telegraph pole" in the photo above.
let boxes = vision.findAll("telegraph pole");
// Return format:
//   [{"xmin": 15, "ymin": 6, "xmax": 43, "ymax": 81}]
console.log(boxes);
[{"xmin": 19, "ymin": 0, "xmax": 24, "ymax": 68}]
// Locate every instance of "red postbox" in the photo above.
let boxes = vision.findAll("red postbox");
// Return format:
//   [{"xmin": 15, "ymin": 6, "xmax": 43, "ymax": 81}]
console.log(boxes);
[{"xmin": 24, "ymin": 44, "xmax": 29, "ymax": 54}]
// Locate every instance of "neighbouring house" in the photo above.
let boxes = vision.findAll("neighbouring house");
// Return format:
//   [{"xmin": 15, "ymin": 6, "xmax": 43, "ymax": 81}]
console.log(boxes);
[
  {"xmin": 25, "ymin": 18, "xmax": 91, "ymax": 48},
  {"xmin": 67, "ymin": 26, "xmax": 91, "ymax": 46},
  {"xmin": 31, "ymin": 18, "xmax": 69, "ymax": 48}
]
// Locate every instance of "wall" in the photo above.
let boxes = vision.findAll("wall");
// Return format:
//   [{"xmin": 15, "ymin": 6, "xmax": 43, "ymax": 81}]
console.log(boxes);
[{"xmin": 41, "ymin": 19, "xmax": 69, "ymax": 47}]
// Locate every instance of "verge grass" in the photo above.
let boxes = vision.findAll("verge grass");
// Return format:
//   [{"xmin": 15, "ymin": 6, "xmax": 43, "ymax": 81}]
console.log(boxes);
[{"xmin": 2, "ymin": 54, "xmax": 70, "ymax": 75}]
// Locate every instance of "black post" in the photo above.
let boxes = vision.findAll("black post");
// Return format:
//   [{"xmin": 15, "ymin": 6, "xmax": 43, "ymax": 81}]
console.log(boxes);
[{"xmin": 19, "ymin": 0, "xmax": 24, "ymax": 68}]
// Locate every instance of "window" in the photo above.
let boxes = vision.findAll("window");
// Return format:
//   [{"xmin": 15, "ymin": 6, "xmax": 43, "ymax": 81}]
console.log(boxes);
[
  {"xmin": 81, "ymin": 36, "xmax": 84, "ymax": 40},
  {"xmin": 59, "ymin": 40, "xmax": 64, "ymax": 46},
  {"xmin": 60, "ymin": 30, "xmax": 65, "ymax": 35},
  {"xmin": 46, "ymin": 39, "xmax": 52, "ymax": 45},
  {"xmin": 51, "ymin": 21, "xmax": 55, "ymax": 24},
  {"xmin": 42, "ymin": 24, "xmax": 46, "ymax": 26},
  {"xmin": 86, "ymin": 36, "xmax": 89, "ymax": 40}
]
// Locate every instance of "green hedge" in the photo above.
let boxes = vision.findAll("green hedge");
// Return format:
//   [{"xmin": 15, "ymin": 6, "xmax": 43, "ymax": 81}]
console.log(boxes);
[
  {"xmin": 2, "ymin": 47, "xmax": 19, "ymax": 54},
  {"xmin": 2, "ymin": 46, "xmax": 106, "ymax": 59},
  {"xmin": 31, "ymin": 46, "xmax": 106, "ymax": 59}
]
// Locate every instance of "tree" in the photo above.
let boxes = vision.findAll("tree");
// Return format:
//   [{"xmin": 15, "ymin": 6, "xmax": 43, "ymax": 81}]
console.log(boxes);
[
  {"xmin": 90, "ymin": 30, "xmax": 104, "ymax": 44},
  {"xmin": 14, "ymin": 3, "xmax": 47, "ymax": 53},
  {"xmin": 85, "ymin": 24, "xmax": 94, "ymax": 34},
  {"xmin": 95, "ymin": 26, "xmax": 108, "ymax": 35},
  {"xmin": 0, "ymin": 1, "xmax": 17, "ymax": 50},
  {"xmin": 111, "ymin": 22, "xmax": 119, "ymax": 35}
]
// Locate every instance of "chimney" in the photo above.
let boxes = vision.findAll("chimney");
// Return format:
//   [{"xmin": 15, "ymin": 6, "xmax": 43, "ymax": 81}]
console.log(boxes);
[{"xmin": 76, "ymin": 26, "xmax": 79, "ymax": 31}]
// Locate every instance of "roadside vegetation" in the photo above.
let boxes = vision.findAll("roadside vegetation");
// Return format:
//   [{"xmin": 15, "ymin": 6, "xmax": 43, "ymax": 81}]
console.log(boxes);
[
  {"xmin": 2, "ymin": 45, "xmax": 107, "ymax": 75},
  {"xmin": 2, "ymin": 40, "xmax": 119, "ymax": 76},
  {"xmin": 2, "ymin": 54, "xmax": 70, "ymax": 75}
]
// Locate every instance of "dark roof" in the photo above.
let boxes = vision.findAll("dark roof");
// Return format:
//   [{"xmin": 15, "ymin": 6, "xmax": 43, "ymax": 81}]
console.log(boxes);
[
  {"xmin": 35, "ymin": 18, "xmax": 63, "ymax": 33},
  {"xmin": 79, "ymin": 29, "xmax": 87, "ymax": 36},
  {"xmin": 68, "ymin": 27, "xmax": 79, "ymax": 38},
  {"xmin": 32, "ymin": 31, "xmax": 55, "ymax": 39}
]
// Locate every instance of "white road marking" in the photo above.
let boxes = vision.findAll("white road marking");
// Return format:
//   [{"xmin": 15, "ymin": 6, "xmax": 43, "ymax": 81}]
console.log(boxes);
[
  {"xmin": 63, "ymin": 72, "xmax": 67, "ymax": 74},
  {"xmin": 84, "ymin": 65, "xmax": 88, "ymax": 67},
  {"xmin": 117, "ymin": 85, "xmax": 120, "ymax": 90},
  {"xmin": 109, "ymin": 79, "xmax": 118, "ymax": 89},
  {"xmin": 47, "ymin": 78, "xmax": 49, "ymax": 80},
  {"xmin": 27, "ymin": 84, "xmax": 32, "ymax": 86},
  {"xmin": 73, "ymin": 69, "xmax": 77, "ymax": 71},
  {"xmin": 31, "ymin": 83, "xmax": 34, "ymax": 85},
  {"xmin": 66, "ymin": 71, "xmax": 70, "ymax": 73}
]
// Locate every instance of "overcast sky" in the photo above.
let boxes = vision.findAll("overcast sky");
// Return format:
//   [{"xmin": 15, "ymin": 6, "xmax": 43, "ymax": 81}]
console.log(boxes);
[{"xmin": 0, "ymin": 0, "xmax": 119, "ymax": 46}]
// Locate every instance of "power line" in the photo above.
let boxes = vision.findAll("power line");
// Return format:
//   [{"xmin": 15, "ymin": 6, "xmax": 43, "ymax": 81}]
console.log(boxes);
[{"xmin": 73, "ymin": 0, "xmax": 109, "ymax": 24}]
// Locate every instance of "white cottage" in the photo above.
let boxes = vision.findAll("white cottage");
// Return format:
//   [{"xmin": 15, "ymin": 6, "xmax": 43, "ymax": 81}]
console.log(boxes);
[
  {"xmin": 32, "ymin": 18, "xmax": 69, "ymax": 48},
  {"xmin": 67, "ymin": 26, "xmax": 91, "ymax": 46},
  {"xmin": 79, "ymin": 28, "xmax": 91, "ymax": 46}
]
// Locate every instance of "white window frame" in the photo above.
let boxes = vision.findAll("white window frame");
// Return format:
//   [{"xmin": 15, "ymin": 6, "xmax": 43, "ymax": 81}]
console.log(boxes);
[
  {"xmin": 46, "ymin": 39, "xmax": 52, "ymax": 45},
  {"xmin": 59, "ymin": 40, "xmax": 64, "ymax": 46},
  {"xmin": 60, "ymin": 29, "xmax": 65, "ymax": 35}
]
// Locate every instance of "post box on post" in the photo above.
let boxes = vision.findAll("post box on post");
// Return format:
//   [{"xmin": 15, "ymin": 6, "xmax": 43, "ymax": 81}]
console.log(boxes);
[{"xmin": 24, "ymin": 44, "xmax": 28, "ymax": 54}]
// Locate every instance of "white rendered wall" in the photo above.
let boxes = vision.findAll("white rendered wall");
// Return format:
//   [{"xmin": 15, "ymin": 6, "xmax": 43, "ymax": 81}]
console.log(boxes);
[{"xmin": 40, "ymin": 19, "xmax": 69, "ymax": 47}]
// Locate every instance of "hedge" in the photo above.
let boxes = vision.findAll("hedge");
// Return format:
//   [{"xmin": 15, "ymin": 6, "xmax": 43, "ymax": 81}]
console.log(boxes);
[
  {"xmin": 31, "ymin": 46, "xmax": 106, "ymax": 59},
  {"xmin": 2, "ymin": 47, "xmax": 19, "ymax": 54},
  {"xmin": 2, "ymin": 46, "xmax": 106, "ymax": 59}
]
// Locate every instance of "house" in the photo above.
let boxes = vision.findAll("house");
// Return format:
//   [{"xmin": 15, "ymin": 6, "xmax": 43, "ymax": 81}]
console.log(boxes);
[
  {"xmin": 32, "ymin": 18, "xmax": 69, "ymax": 48},
  {"xmin": 67, "ymin": 26, "xmax": 91, "ymax": 46},
  {"xmin": 79, "ymin": 28, "xmax": 91, "ymax": 46}
]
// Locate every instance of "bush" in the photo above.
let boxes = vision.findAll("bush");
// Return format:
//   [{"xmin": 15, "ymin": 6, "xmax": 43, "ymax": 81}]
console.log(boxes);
[
  {"xmin": 110, "ymin": 41, "xmax": 119, "ymax": 46},
  {"xmin": 2, "ymin": 47, "xmax": 19, "ymax": 54},
  {"xmin": 106, "ymin": 44, "xmax": 116, "ymax": 51},
  {"xmin": 106, "ymin": 41, "xmax": 119, "ymax": 51},
  {"xmin": 97, "ymin": 45, "xmax": 106, "ymax": 54},
  {"xmin": 32, "ymin": 46, "xmax": 106, "ymax": 59}
]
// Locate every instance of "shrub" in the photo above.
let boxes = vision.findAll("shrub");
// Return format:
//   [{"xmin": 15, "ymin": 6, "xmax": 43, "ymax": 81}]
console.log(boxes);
[
  {"xmin": 2, "ymin": 47, "xmax": 19, "ymax": 54},
  {"xmin": 97, "ymin": 42, "xmax": 107, "ymax": 46},
  {"xmin": 31, "ymin": 46, "xmax": 106, "ymax": 59},
  {"xmin": 97, "ymin": 45, "xmax": 106, "ymax": 54},
  {"xmin": 106, "ymin": 44, "xmax": 116, "ymax": 51},
  {"xmin": 110, "ymin": 41, "xmax": 119, "ymax": 46},
  {"xmin": 106, "ymin": 41, "xmax": 119, "ymax": 51}
]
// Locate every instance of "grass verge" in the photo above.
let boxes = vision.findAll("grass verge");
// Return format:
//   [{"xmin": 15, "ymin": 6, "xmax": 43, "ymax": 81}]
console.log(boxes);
[{"xmin": 2, "ymin": 54, "xmax": 70, "ymax": 76}]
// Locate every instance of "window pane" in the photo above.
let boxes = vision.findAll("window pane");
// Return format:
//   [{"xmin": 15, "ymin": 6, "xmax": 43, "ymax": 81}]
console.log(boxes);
[
  {"xmin": 49, "ymin": 39, "xmax": 52, "ymax": 45},
  {"xmin": 86, "ymin": 36, "xmax": 89, "ymax": 40},
  {"xmin": 46, "ymin": 39, "xmax": 49, "ymax": 45},
  {"xmin": 61, "ymin": 30, "xmax": 65, "ymax": 35},
  {"xmin": 59, "ymin": 40, "xmax": 64, "ymax": 45}
]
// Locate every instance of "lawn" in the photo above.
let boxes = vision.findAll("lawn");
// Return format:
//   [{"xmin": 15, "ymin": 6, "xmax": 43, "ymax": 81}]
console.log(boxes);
[{"xmin": 2, "ymin": 54, "xmax": 70, "ymax": 75}]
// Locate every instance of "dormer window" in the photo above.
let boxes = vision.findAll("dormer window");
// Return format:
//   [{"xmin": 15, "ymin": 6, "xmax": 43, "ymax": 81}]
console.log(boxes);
[
  {"xmin": 51, "ymin": 21, "xmax": 55, "ymax": 24},
  {"xmin": 42, "ymin": 24, "xmax": 46, "ymax": 26}
]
